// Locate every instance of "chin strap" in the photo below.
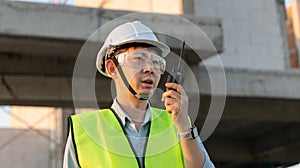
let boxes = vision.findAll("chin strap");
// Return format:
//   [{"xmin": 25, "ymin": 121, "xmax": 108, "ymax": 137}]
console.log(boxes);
[{"xmin": 111, "ymin": 56, "xmax": 150, "ymax": 100}]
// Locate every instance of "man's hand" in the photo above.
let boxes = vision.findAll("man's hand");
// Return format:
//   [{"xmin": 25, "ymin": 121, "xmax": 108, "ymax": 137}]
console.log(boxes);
[
  {"xmin": 162, "ymin": 83, "xmax": 206, "ymax": 168},
  {"xmin": 162, "ymin": 83, "xmax": 190, "ymax": 133}
]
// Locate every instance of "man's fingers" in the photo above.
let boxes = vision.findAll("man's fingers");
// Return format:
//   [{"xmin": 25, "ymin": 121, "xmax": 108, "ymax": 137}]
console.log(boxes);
[
  {"xmin": 165, "ymin": 83, "xmax": 182, "ymax": 93},
  {"xmin": 161, "ymin": 90, "xmax": 180, "ymax": 101},
  {"xmin": 165, "ymin": 104, "xmax": 179, "ymax": 115},
  {"xmin": 164, "ymin": 97, "xmax": 177, "ymax": 105},
  {"xmin": 164, "ymin": 98, "xmax": 180, "ymax": 113}
]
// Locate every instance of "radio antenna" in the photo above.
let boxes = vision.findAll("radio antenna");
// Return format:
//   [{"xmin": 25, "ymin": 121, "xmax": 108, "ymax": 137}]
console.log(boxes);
[{"xmin": 178, "ymin": 41, "xmax": 185, "ymax": 71}]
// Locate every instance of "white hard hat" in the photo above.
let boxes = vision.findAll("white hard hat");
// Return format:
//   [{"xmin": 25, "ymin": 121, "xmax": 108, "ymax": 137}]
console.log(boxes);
[{"xmin": 96, "ymin": 21, "xmax": 170, "ymax": 77}]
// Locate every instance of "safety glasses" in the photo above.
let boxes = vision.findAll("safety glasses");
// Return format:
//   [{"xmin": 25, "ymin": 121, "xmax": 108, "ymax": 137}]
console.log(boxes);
[{"xmin": 115, "ymin": 51, "xmax": 166, "ymax": 74}]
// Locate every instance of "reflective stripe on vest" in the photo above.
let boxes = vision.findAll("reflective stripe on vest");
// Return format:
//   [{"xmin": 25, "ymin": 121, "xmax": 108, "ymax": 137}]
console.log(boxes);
[{"xmin": 70, "ymin": 107, "xmax": 184, "ymax": 168}]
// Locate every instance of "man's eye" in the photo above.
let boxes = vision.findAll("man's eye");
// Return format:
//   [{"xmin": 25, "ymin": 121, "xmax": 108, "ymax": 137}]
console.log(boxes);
[
  {"xmin": 133, "ymin": 56, "xmax": 143, "ymax": 61},
  {"xmin": 152, "ymin": 60, "xmax": 159, "ymax": 65}
]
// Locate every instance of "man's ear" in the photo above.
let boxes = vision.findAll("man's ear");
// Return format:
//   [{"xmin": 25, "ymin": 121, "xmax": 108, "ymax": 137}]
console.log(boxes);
[{"xmin": 106, "ymin": 59, "xmax": 117, "ymax": 78}]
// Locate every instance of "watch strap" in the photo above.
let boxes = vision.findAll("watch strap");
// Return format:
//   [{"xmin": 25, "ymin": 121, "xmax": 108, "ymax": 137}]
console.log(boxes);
[{"xmin": 178, "ymin": 125, "xmax": 199, "ymax": 140}]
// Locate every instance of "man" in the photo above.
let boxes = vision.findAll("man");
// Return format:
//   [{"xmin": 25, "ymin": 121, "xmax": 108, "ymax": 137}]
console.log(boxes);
[{"xmin": 64, "ymin": 21, "xmax": 214, "ymax": 168}]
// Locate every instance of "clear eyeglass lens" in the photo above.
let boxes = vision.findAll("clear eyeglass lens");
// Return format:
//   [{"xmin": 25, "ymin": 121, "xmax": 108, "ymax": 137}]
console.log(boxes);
[{"xmin": 117, "ymin": 51, "xmax": 166, "ymax": 74}]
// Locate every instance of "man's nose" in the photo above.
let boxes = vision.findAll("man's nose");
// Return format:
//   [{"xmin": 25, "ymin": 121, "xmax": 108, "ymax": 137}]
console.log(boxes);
[{"xmin": 142, "ymin": 61, "xmax": 155, "ymax": 74}]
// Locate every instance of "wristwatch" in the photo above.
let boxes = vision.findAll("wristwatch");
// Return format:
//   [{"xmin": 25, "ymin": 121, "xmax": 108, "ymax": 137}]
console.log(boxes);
[{"xmin": 178, "ymin": 125, "xmax": 199, "ymax": 140}]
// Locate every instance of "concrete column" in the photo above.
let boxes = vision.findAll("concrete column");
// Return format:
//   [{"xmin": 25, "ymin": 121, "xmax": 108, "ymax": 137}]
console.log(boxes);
[{"xmin": 183, "ymin": 0, "xmax": 194, "ymax": 14}]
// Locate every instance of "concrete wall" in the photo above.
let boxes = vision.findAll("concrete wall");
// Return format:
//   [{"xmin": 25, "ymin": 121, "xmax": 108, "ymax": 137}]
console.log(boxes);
[
  {"xmin": 1, "ymin": 106, "xmax": 63, "ymax": 168},
  {"xmin": 10, "ymin": 106, "xmax": 58, "ymax": 129},
  {"xmin": 75, "ymin": 0, "xmax": 183, "ymax": 14},
  {"xmin": 0, "ymin": 128, "xmax": 58, "ymax": 168},
  {"xmin": 195, "ymin": 0, "xmax": 290, "ymax": 70}
]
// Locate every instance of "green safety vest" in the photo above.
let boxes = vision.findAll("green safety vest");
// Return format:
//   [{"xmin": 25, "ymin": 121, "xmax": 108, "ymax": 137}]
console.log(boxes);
[{"xmin": 70, "ymin": 107, "xmax": 185, "ymax": 168}]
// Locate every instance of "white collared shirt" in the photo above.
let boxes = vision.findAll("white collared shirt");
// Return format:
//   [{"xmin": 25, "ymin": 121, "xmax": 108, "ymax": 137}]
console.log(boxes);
[{"xmin": 111, "ymin": 98, "xmax": 151, "ymax": 133}]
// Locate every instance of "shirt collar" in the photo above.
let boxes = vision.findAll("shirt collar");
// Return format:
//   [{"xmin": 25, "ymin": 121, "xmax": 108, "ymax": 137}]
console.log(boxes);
[{"xmin": 111, "ymin": 98, "xmax": 151, "ymax": 126}]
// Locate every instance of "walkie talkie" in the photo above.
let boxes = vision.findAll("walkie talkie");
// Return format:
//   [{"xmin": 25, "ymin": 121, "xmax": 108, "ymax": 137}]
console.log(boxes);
[{"xmin": 166, "ymin": 41, "xmax": 185, "ymax": 90}]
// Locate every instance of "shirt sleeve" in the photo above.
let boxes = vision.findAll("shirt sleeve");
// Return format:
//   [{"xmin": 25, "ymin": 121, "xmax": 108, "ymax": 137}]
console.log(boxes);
[
  {"xmin": 63, "ymin": 131, "xmax": 81, "ymax": 168},
  {"xmin": 196, "ymin": 137, "xmax": 215, "ymax": 168}
]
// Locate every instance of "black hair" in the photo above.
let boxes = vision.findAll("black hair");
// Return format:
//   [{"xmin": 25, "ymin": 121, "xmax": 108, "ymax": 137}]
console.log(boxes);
[{"xmin": 108, "ymin": 42, "xmax": 162, "ymax": 58}]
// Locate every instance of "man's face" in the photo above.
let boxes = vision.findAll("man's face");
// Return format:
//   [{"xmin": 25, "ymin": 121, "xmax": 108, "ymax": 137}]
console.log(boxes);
[{"xmin": 115, "ymin": 46, "xmax": 163, "ymax": 96}]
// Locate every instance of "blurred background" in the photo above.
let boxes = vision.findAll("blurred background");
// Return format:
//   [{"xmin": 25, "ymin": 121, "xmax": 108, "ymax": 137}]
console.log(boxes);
[{"xmin": 0, "ymin": 0, "xmax": 300, "ymax": 167}]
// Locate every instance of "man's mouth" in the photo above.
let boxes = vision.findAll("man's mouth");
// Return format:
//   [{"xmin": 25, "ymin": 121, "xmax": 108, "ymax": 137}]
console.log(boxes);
[{"xmin": 141, "ymin": 78, "xmax": 154, "ymax": 88}]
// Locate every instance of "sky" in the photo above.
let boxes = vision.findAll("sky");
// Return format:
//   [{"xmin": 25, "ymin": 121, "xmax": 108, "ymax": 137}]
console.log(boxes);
[
  {"xmin": 0, "ymin": 107, "xmax": 10, "ymax": 128},
  {"xmin": 286, "ymin": 0, "xmax": 292, "ymax": 7}
]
